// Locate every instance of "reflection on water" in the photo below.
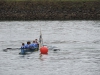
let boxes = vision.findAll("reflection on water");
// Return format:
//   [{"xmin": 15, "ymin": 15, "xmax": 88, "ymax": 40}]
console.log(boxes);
[
  {"xmin": 39, "ymin": 54, "xmax": 48, "ymax": 61},
  {"xmin": 0, "ymin": 21, "xmax": 100, "ymax": 75}
]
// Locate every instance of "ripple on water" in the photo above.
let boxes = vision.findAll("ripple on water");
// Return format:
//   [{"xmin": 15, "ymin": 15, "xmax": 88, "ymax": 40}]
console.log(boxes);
[{"xmin": 0, "ymin": 21, "xmax": 100, "ymax": 75}]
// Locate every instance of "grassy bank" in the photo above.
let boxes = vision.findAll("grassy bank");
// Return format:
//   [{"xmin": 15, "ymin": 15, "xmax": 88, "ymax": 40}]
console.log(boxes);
[
  {"xmin": 0, "ymin": 1, "xmax": 100, "ymax": 20},
  {"xmin": 3, "ymin": 0, "xmax": 100, "ymax": 1}
]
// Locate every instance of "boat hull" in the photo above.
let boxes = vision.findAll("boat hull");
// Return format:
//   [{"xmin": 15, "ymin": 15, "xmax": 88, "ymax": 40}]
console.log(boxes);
[{"xmin": 19, "ymin": 48, "xmax": 38, "ymax": 55}]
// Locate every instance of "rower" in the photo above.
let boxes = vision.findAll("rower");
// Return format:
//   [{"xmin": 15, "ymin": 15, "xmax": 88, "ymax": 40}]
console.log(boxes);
[
  {"xmin": 25, "ymin": 41, "xmax": 31, "ymax": 49},
  {"xmin": 21, "ymin": 43, "xmax": 25, "ymax": 49},
  {"xmin": 35, "ymin": 39, "xmax": 38, "ymax": 44},
  {"xmin": 20, "ymin": 43, "xmax": 25, "ymax": 54},
  {"xmin": 35, "ymin": 39, "xmax": 39, "ymax": 47},
  {"xmin": 30, "ymin": 40, "xmax": 38, "ymax": 50}
]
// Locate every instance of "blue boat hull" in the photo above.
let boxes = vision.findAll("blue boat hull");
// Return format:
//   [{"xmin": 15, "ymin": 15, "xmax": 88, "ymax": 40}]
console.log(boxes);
[{"xmin": 19, "ymin": 48, "xmax": 38, "ymax": 55}]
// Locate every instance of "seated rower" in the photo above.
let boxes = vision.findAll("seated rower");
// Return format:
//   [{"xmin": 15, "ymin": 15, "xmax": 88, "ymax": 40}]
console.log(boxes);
[
  {"xmin": 25, "ymin": 41, "xmax": 31, "ymax": 49},
  {"xmin": 35, "ymin": 39, "xmax": 39, "ymax": 47},
  {"xmin": 35, "ymin": 39, "xmax": 38, "ymax": 44},
  {"xmin": 30, "ymin": 40, "xmax": 38, "ymax": 50},
  {"xmin": 21, "ymin": 43, "xmax": 25, "ymax": 49},
  {"xmin": 20, "ymin": 43, "xmax": 25, "ymax": 54}
]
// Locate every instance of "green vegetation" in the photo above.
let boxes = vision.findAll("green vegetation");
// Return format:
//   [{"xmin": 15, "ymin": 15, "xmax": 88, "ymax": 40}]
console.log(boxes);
[
  {"xmin": 2, "ymin": 0, "xmax": 100, "ymax": 1},
  {"xmin": 0, "ymin": 0, "xmax": 100, "ymax": 20}
]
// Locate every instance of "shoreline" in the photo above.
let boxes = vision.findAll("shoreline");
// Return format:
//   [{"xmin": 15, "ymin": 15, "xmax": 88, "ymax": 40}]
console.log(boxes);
[{"xmin": 0, "ymin": 1, "xmax": 100, "ymax": 20}]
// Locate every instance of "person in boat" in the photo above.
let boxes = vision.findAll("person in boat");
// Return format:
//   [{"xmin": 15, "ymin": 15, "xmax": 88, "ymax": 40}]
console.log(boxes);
[
  {"xmin": 30, "ymin": 40, "xmax": 38, "ymax": 50},
  {"xmin": 21, "ymin": 43, "xmax": 25, "ymax": 49},
  {"xmin": 20, "ymin": 43, "xmax": 25, "ymax": 54},
  {"xmin": 35, "ymin": 39, "xmax": 38, "ymax": 44},
  {"xmin": 35, "ymin": 39, "xmax": 39, "ymax": 47},
  {"xmin": 25, "ymin": 41, "xmax": 31, "ymax": 49}
]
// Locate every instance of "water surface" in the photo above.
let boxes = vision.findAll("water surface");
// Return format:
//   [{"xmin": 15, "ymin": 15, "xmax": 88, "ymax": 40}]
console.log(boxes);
[{"xmin": 0, "ymin": 21, "xmax": 100, "ymax": 75}]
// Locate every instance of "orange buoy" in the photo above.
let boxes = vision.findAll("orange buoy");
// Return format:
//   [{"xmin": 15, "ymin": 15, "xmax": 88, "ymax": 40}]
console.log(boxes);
[{"xmin": 40, "ymin": 46, "xmax": 48, "ymax": 54}]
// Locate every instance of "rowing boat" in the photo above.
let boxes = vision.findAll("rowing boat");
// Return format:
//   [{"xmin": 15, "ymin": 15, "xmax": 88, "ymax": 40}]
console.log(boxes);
[
  {"xmin": 3, "ymin": 26, "xmax": 44, "ymax": 55},
  {"xmin": 19, "ymin": 29, "xmax": 42, "ymax": 55},
  {"xmin": 19, "ymin": 48, "xmax": 39, "ymax": 55}
]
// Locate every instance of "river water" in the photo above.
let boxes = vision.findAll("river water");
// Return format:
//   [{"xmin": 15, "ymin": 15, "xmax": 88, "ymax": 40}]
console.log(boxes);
[{"xmin": 0, "ymin": 21, "xmax": 100, "ymax": 75}]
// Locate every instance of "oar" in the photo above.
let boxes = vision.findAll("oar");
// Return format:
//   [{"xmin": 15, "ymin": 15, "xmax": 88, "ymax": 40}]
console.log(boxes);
[
  {"xmin": 6, "ymin": 48, "xmax": 21, "ymax": 49},
  {"xmin": 3, "ymin": 48, "xmax": 21, "ymax": 52}
]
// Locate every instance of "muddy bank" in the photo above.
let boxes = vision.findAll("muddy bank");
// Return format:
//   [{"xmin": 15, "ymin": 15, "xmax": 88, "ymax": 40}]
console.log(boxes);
[{"xmin": 0, "ymin": 1, "xmax": 100, "ymax": 20}]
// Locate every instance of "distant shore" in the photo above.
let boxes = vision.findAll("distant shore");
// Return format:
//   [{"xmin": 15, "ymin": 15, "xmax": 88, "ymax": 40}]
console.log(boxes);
[{"xmin": 0, "ymin": 1, "xmax": 100, "ymax": 20}]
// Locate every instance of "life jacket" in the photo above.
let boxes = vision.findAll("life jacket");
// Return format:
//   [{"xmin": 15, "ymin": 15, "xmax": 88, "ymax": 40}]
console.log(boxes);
[
  {"xmin": 30, "ymin": 43, "xmax": 38, "ymax": 48},
  {"xmin": 21, "ymin": 45, "xmax": 25, "ymax": 49},
  {"xmin": 24, "ymin": 44, "xmax": 31, "ymax": 49}
]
